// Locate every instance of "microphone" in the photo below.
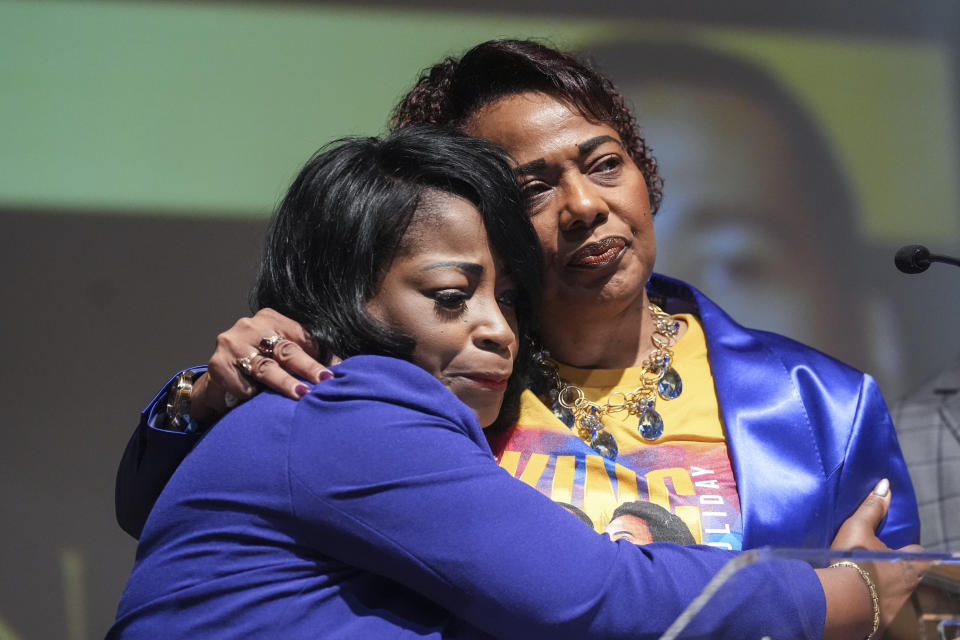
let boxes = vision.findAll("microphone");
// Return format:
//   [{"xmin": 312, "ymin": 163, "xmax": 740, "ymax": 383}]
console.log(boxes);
[{"xmin": 895, "ymin": 244, "xmax": 960, "ymax": 274}]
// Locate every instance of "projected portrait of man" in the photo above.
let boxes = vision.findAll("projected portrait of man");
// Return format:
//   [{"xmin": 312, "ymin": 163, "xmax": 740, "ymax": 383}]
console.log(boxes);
[{"xmin": 585, "ymin": 41, "xmax": 901, "ymax": 392}]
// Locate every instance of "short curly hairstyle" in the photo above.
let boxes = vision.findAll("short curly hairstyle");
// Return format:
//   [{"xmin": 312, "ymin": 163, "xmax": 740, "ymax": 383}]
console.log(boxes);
[{"xmin": 390, "ymin": 39, "xmax": 664, "ymax": 214}]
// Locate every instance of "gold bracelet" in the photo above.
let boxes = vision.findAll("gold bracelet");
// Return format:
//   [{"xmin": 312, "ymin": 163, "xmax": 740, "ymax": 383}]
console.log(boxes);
[
  {"xmin": 165, "ymin": 371, "xmax": 196, "ymax": 431},
  {"xmin": 829, "ymin": 561, "xmax": 879, "ymax": 640}
]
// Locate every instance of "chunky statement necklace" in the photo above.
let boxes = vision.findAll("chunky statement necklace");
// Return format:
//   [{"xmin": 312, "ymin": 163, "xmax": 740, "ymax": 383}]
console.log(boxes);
[{"xmin": 529, "ymin": 304, "xmax": 683, "ymax": 460}]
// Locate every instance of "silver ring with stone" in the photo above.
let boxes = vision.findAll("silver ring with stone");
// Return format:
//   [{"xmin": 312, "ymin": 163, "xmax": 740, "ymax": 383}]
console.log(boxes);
[
  {"xmin": 236, "ymin": 351, "xmax": 259, "ymax": 377},
  {"xmin": 258, "ymin": 334, "xmax": 283, "ymax": 357}
]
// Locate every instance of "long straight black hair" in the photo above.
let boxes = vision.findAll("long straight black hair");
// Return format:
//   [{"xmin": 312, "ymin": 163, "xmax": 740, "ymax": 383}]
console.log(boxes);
[{"xmin": 254, "ymin": 125, "xmax": 542, "ymax": 428}]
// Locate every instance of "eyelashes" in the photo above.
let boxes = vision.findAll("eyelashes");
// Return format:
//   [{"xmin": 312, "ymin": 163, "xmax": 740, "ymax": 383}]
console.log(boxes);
[
  {"xmin": 592, "ymin": 154, "xmax": 623, "ymax": 174},
  {"xmin": 521, "ymin": 181, "xmax": 551, "ymax": 199},
  {"xmin": 431, "ymin": 289, "xmax": 520, "ymax": 317},
  {"xmin": 433, "ymin": 290, "xmax": 469, "ymax": 316}
]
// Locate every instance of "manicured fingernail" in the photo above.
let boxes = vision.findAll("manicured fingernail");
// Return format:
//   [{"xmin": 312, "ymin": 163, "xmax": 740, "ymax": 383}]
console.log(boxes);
[
  {"xmin": 295, "ymin": 384, "xmax": 310, "ymax": 398},
  {"xmin": 318, "ymin": 370, "xmax": 333, "ymax": 382},
  {"xmin": 872, "ymin": 478, "xmax": 890, "ymax": 497}
]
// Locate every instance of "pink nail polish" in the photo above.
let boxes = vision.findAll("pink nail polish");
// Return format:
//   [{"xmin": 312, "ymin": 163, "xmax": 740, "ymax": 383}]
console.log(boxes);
[
  {"xmin": 295, "ymin": 384, "xmax": 310, "ymax": 398},
  {"xmin": 318, "ymin": 370, "xmax": 333, "ymax": 382}
]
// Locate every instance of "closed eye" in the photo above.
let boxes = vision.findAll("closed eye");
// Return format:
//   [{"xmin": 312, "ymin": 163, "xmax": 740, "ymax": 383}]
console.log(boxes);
[{"xmin": 432, "ymin": 289, "xmax": 469, "ymax": 315}]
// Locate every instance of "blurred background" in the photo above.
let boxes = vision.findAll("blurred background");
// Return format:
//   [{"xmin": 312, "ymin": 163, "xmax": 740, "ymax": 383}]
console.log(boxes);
[{"xmin": 1, "ymin": 0, "xmax": 958, "ymax": 637}]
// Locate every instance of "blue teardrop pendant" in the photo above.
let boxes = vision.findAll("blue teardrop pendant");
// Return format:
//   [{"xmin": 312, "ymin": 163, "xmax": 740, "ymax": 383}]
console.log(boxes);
[
  {"xmin": 638, "ymin": 406, "xmax": 664, "ymax": 440},
  {"xmin": 657, "ymin": 366, "xmax": 683, "ymax": 400},
  {"xmin": 590, "ymin": 428, "xmax": 618, "ymax": 460}
]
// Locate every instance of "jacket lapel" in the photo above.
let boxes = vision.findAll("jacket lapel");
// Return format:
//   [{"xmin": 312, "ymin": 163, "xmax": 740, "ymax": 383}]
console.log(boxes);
[{"xmin": 649, "ymin": 274, "xmax": 830, "ymax": 548}]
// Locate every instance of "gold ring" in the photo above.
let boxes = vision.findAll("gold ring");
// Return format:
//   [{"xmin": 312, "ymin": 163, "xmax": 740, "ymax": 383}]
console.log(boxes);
[
  {"xmin": 236, "ymin": 351, "xmax": 259, "ymax": 376},
  {"xmin": 258, "ymin": 334, "xmax": 283, "ymax": 357}
]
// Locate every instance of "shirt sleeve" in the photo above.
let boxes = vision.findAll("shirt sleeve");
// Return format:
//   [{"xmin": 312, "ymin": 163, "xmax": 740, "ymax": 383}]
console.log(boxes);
[
  {"xmin": 115, "ymin": 366, "xmax": 207, "ymax": 538},
  {"xmin": 285, "ymin": 357, "xmax": 827, "ymax": 640}
]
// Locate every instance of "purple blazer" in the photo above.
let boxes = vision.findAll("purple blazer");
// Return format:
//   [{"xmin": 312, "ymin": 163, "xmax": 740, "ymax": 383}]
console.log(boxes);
[{"xmin": 111, "ymin": 356, "xmax": 826, "ymax": 639}]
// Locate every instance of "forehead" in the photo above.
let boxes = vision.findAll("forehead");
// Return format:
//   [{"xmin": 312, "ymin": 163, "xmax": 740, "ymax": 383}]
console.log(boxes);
[
  {"xmin": 465, "ymin": 92, "xmax": 622, "ymax": 165},
  {"xmin": 397, "ymin": 191, "xmax": 490, "ymax": 257},
  {"xmin": 610, "ymin": 513, "xmax": 653, "ymax": 538}
]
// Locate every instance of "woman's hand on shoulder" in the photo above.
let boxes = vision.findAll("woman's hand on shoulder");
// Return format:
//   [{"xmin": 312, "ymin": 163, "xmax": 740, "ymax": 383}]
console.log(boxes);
[
  {"xmin": 819, "ymin": 479, "xmax": 926, "ymax": 640},
  {"xmin": 189, "ymin": 308, "xmax": 335, "ymax": 423}
]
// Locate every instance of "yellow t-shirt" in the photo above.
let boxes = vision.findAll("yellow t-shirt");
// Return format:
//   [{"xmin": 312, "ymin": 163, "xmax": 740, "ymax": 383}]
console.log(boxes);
[{"xmin": 488, "ymin": 314, "xmax": 743, "ymax": 549}]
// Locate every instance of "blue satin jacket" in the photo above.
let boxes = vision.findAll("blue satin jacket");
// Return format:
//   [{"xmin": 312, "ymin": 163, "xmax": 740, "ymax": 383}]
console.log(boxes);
[{"xmin": 648, "ymin": 273, "xmax": 920, "ymax": 549}]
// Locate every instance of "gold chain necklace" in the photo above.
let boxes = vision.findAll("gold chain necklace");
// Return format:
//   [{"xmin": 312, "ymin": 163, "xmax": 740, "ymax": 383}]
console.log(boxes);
[{"xmin": 530, "ymin": 304, "xmax": 682, "ymax": 460}]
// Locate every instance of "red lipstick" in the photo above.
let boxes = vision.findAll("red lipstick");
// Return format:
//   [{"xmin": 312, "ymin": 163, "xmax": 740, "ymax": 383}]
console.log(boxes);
[{"xmin": 568, "ymin": 237, "xmax": 627, "ymax": 268}]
